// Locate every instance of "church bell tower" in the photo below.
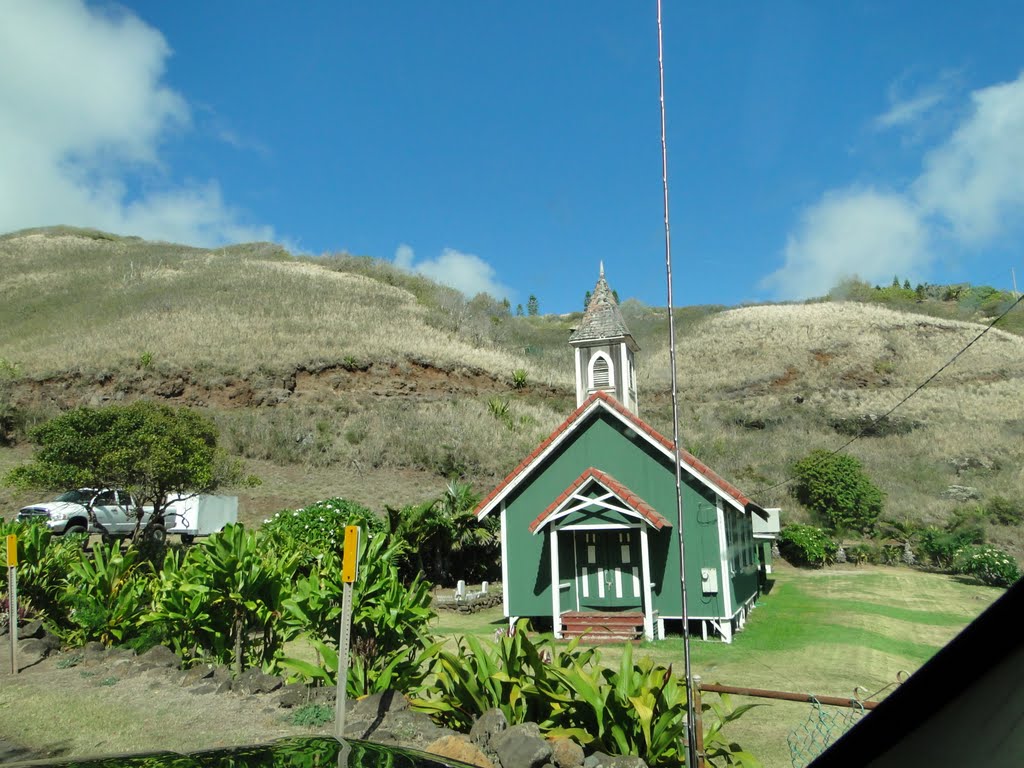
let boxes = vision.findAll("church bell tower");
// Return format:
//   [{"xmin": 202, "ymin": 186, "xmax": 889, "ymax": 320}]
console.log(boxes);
[{"xmin": 569, "ymin": 264, "xmax": 639, "ymax": 414}]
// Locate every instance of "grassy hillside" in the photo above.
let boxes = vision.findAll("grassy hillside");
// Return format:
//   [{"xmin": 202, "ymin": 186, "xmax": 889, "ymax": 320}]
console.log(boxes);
[{"xmin": 2, "ymin": 227, "xmax": 1022, "ymax": 559}]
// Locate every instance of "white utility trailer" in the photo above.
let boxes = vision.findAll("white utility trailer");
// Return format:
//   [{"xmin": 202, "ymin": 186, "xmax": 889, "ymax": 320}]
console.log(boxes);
[{"xmin": 165, "ymin": 494, "xmax": 238, "ymax": 544}]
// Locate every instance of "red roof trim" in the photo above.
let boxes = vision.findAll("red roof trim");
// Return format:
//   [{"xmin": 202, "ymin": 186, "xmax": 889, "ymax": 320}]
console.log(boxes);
[
  {"xmin": 528, "ymin": 467, "xmax": 671, "ymax": 532},
  {"xmin": 474, "ymin": 390, "xmax": 755, "ymax": 519}
]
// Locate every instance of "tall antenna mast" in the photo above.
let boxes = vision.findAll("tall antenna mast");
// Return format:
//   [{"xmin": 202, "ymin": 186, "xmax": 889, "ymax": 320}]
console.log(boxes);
[{"xmin": 656, "ymin": 2, "xmax": 699, "ymax": 766}]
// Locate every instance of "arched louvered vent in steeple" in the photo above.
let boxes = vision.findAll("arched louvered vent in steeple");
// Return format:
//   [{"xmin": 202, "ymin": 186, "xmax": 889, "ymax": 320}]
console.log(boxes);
[{"xmin": 591, "ymin": 355, "xmax": 611, "ymax": 389}]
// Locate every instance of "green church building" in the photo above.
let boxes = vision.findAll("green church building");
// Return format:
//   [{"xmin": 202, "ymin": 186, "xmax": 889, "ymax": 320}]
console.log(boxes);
[{"xmin": 475, "ymin": 267, "xmax": 770, "ymax": 642}]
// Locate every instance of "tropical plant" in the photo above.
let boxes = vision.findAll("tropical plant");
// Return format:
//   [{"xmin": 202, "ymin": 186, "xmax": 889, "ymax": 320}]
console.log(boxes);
[
  {"xmin": 386, "ymin": 480, "xmax": 496, "ymax": 584},
  {"xmin": 511, "ymin": 368, "xmax": 529, "ymax": 389},
  {"xmin": 145, "ymin": 524, "xmax": 299, "ymax": 672},
  {"xmin": 279, "ymin": 532, "xmax": 437, "ymax": 697},
  {"xmin": 539, "ymin": 642, "xmax": 691, "ymax": 767},
  {"xmin": 791, "ymin": 450, "xmax": 884, "ymax": 534},
  {"xmin": 0, "ymin": 518, "xmax": 85, "ymax": 623},
  {"xmin": 60, "ymin": 543, "xmax": 155, "ymax": 647},
  {"xmin": 412, "ymin": 626, "xmax": 595, "ymax": 730}
]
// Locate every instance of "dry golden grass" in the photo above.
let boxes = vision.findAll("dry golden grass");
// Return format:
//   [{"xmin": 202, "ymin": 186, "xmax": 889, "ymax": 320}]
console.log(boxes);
[{"xmin": 0, "ymin": 232, "xmax": 569, "ymax": 386}]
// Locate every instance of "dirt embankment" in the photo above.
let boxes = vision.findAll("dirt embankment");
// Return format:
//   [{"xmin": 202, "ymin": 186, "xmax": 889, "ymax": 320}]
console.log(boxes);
[{"xmin": 8, "ymin": 359, "xmax": 558, "ymax": 413}]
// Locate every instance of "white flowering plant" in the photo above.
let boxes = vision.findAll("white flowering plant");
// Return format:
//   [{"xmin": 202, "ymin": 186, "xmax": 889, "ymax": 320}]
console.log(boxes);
[
  {"xmin": 261, "ymin": 497, "xmax": 385, "ymax": 566},
  {"xmin": 952, "ymin": 544, "xmax": 1021, "ymax": 588}
]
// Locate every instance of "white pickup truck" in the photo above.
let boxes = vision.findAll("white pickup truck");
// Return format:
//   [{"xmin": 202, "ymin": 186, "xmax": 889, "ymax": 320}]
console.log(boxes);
[
  {"xmin": 17, "ymin": 488, "xmax": 157, "ymax": 538},
  {"xmin": 17, "ymin": 489, "xmax": 237, "ymax": 544}
]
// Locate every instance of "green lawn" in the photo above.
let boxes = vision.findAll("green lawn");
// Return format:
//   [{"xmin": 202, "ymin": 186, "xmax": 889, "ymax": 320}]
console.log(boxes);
[{"xmin": 430, "ymin": 565, "xmax": 1002, "ymax": 767}]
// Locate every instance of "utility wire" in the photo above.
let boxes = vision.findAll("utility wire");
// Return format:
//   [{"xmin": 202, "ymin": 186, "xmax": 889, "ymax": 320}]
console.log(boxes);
[{"xmin": 754, "ymin": 292, "xmax": 1024, "ymax": 496}]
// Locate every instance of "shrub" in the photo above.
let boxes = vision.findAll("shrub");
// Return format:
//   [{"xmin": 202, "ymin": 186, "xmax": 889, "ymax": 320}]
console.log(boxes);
[
  {"xmin": 290, "ymin": 703, "xmax": 334, "ymax": 727},
  {"xmin": 791, "ymin": 450, "xmax": 884, "ymax": 534},
  {"xmin": 984, "ymin": 496, "xmax": 1024, "ymax": 526},
  {"xmin": 952, "ymin": 545, "xmax": 1021, "ymax": 588},
  {"xmin": 778, "ymin": 524, "xmax": 838, "ymax": 568}
]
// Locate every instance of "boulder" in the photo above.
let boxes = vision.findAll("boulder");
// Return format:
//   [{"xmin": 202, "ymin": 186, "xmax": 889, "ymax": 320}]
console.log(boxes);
[
  {"xmin": 942, "ymin": 485, "xmax": 982, "ymax": 502},
  {"xmin": 549, "ymin": 738, "xmax": 585, "ymax": 768},
  {"xmin": 425, "ymin": 735, "xmax": 494, "ymax": 768},
  {"xmin": 233, "ymin": 667, "xmax": 282, "ymax": 695},
  {"xmin": 471, "ymin": 708, "xmax": 509, "ymax": 753},
  {"xmin": 135, "ymin": 645, "xmax": 180, "ymax": 671},
  {"xmin": 582, "ymin": 753, "xmax": 648, "ymax": 768},
  {"xmin": 493, "ymin": 723, "xmax": 552, "ymax": 768},
  {"xmin": 181, "ymin": 664, "xmax": 215, "ymax": 687}
]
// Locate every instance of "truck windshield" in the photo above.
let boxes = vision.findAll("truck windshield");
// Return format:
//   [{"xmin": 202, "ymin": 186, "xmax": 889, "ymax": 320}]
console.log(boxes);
[{"xmin": 54, "ymin": 489, "xmax": 93, "ymax": 504}]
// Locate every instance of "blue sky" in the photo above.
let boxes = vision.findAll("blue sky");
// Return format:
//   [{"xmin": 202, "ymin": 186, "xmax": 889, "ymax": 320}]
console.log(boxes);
[{"xmin": 3, "ymin": 2, "xmax": 1024, "ymax": 313}]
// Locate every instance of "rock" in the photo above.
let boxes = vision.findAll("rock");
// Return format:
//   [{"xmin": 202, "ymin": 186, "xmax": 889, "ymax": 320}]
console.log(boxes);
[
  {"xmin": 277, "ymin": 683, "xmax": 333, "ymax": 709},
  {"xmin": 190, "ymin": 683, "xmax": 220, "ymax": 695},
  {"xmin": 942, "ymin": 485, "xmax": 981, "ymax": 502},
  {"xmin": 583, "ymin": 753, "xmax": 648, "ymax": 768},
  {"xmin": 471, "ymin": 708, "xmax": 509, "ymax": 753},
  {"xmin": 136, "ymin": 645, "xmax": 180, "ymax": 670},
  {"xmin": 493, "ymin": 723, "xmax": 552, "ymax": 768},
  {"xmin": 233, "ymin": 667, "xmax": 283, "ymax": 695},
  {"xmin": 15, "ymin": 638, "xmax": 50, "ymax": 668},
  {"xmin": 425, "ymin": 735, "xmax": 494, "ymax": 768},
  {"xmin": 19, "ymin": 619, "xmax": 46, "ymax": 639},
  {"xmin": 949, "ymin": 456, "xmax": 1000, "ymax": 475},
  {"xmin": 181, "ymin": 664, "xmax": 215, "ymax": 687},
  {"xmin": 549, "ymin": 738, "xmax": 585, "ymax": 768}
]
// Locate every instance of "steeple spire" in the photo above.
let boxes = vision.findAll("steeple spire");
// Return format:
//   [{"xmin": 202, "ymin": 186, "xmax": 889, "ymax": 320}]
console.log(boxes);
[{"xmin": 569, "ymin": 266, "xmax": 640, "ymax": 413}]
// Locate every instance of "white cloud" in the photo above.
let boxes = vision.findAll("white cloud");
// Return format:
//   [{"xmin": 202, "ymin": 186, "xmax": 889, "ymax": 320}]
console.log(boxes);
[
  {"xmin": 915, "ymin": 74, "xmax": 1024, "ymax": 244},
  {"xmin": 393, "ymin": 244, "xmax": 512, "ymax": 300},
  {"xmin": 763, "ymin": 189, "xmax": 928, "ymax": 298},
  {"xmin": 769, "ymin": 71, "xmax": 1024, "ymax": 299},
  {"xmin": 0, "ymin": 0, "xmax": 273, "ymax": 245},
  {"xmin": 873, "ymin": 73, "xmax": 956, "ymax": 131}
]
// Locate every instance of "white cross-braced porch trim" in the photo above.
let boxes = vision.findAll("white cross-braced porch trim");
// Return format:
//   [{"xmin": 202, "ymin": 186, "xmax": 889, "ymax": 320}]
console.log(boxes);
[{"xmin": 531, "ymin": 481, "xmax": 662, "ymax": 534}]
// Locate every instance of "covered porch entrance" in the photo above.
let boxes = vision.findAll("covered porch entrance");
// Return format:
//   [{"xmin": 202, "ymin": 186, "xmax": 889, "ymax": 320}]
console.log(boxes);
[{"xmin": 528, "ymin": 468, "xmax": 670, "ymax": 641}]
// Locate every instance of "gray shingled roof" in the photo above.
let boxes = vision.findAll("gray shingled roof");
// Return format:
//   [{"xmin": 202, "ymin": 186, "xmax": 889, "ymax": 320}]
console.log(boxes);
[{"xmin": 569, "ymin": 268, "xmax": 635, "ymax": 344}]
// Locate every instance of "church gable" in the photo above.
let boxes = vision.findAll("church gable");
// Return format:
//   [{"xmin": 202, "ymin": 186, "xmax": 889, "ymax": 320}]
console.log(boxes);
[
  {"xmin": 529, "ymin": 467, "xmax": 671, "ymax": 533},
  {"xmin": 475, "ymin": 391, "xmax": 760, "ymax": 522}
]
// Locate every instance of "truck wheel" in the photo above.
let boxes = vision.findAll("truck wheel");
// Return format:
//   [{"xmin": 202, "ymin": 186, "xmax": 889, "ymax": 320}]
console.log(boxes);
[
  {"xmin": 180, "ymin": 534, "xmax": 195, "ymax": 545},
  {"xmin": 146, "ymin": 525, "xmax": 167, "ymax": 546},
  {"xmin": 65, "ymin": 524, "xmax": 87, "ymax": 536}
]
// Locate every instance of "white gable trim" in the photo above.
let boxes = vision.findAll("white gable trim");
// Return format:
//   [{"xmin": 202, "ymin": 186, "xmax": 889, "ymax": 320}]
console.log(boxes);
[
  {"xmin": 531, "ymin": 482, "xmax": 662, "ymax": 534},
  {"xmin": 477, "ymin": 397, "xmax": 747, "ymax": 519}
]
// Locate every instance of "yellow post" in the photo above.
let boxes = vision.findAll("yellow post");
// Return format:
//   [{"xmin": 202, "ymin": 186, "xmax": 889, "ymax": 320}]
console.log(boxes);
[
  {"xmin": 7, "ymin": 534, "xmax": 17, "ymax": 674},
  {"xmin": 335, "ymin": 526, "xmax": 361, "ymax": 739}
]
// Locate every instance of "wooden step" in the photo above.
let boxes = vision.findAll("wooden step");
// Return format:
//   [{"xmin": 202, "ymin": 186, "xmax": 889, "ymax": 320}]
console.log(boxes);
[{"xmin": 560, "ymin": 611, "xmax": 644, "ymax": 641}]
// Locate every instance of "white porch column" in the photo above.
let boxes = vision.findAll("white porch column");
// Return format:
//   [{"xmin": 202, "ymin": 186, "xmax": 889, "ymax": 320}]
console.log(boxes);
[
  {"xmin": 500, "ymin": 504, "xmax": 510, "ymax": 617},
  {"xmin": 550, "ymin": 527, "xmax": 562, "ymax": 639},
  {"xmin": 640, "ymin": 525, "xmax": 655, "ymax": 641}
]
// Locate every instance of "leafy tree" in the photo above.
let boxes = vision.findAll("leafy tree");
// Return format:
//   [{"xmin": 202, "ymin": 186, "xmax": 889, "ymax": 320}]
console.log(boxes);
[
  {"xmin": 5, "ymin": 401, "xmax": 253, "ymax": 543},
  {"xmin": 584, "ymin": 290, "xmax": 591, "ymax": 309},
  {"xmin": 527, "ymin": 294, "xmax": 539, "ymax": 316},
  {"xmin": 791, "ymin": 450, "xmax": 884, "ymax": 533},
  {"xmin": 515, "ymin": 303, "xmax": 524, "ymax": 316},
  {"xmin": 902, "ymin": 279, "xmax": 911, "ymax": 290},
  {"xmin": 891, "ymin": 275, "xmax": 901, "ymax": 288},
  {"xmin": 612, "ymin": 288, "xmax": 620, "ymax": 304}
]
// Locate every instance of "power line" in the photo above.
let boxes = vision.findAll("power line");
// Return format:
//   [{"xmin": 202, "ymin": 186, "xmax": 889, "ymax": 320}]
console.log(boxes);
[{"xmin": 753, "ymin": 293, "xmax": 1024, "ymax": 497}]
